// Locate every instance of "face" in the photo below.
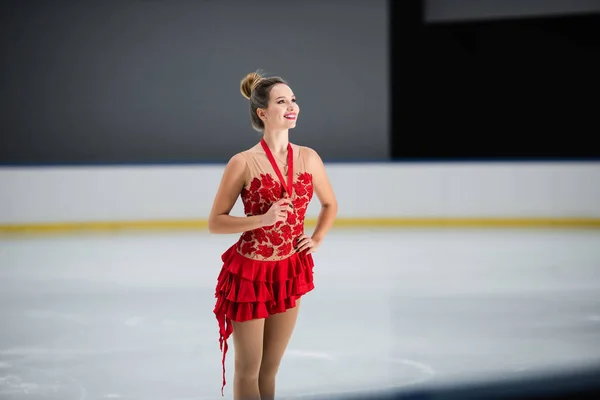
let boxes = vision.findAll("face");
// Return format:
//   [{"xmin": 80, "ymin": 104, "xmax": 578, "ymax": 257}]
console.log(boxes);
[{"xmin": 258, "ymin": 83, "xmax": 299, "ymax": 130}]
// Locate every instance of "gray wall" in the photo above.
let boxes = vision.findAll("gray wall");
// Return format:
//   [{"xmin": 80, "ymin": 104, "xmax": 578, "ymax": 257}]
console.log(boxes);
[
  {"xmin": 0, "ymin": 0, "xmax": 388, "ymax": 164},
  {"xmin": 426, "ymin": 0, "xmax": 600, "ymax": 22}
]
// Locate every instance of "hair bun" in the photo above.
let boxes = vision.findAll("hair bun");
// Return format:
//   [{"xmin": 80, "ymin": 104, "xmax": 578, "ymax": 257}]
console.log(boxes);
[{"xmin": 240, "ymin": 71, "xmax": 263, "ymax": 100}]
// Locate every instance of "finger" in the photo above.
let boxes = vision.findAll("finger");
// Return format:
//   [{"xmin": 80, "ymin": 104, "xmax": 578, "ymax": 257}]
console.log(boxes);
[
  {"xmin": 297, "ymin": 242, "xmax": 313, "ymax": 253},
  {"xmin": 295, "ymin": 235, "xmax": 308, "ymax": 244},
  {"xmin": 277, "ymin": 201, "xmax": 291, "ymax": 209},
  {"xmin": 295, "ymin": 239, "xmax": 308, "ymax": 249},
  {"xmin": 296, "ymin": 240, "xmax": 312, "ymax": 253}
]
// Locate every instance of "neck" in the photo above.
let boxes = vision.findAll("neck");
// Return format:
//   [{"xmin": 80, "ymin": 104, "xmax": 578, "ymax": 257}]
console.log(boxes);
[{"xmin": 262, "ymin": 128, "xmax": 289, "ymax": 153}]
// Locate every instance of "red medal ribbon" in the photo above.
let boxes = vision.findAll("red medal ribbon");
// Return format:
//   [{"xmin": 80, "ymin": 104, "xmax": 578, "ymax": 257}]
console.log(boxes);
[{"xmin": 260, "ymin": 138, "xmax": 293, "ymax": 197}]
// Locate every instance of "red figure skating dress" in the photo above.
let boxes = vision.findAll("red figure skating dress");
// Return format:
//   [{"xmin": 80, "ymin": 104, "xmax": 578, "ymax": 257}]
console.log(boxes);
[{"xmin": 213, "ymin": 139, "xmax": 315, "ymax": 395}]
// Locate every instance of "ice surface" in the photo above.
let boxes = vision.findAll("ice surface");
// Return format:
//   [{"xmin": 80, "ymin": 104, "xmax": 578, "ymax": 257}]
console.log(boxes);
[{"xmin": 1, "ymin": 228, "xmax": 599, "ymax": 399}]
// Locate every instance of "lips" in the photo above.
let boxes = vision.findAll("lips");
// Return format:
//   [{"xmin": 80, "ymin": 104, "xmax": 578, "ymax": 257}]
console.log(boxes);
[{"xmin": 284, "ymin": 113, "xmax": 297, "ymax": 120}]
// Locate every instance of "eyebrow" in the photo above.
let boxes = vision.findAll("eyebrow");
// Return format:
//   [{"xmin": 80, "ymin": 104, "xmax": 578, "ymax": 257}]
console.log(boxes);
[{"xmin": 276, "ymin": 95, "xmax": 295, "ymax": 99}]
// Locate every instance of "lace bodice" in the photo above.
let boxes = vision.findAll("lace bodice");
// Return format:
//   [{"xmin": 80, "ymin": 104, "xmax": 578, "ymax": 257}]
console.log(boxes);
[{"xmin": 236, "ymin": 145, "xmax": 314, "ymax": 261}]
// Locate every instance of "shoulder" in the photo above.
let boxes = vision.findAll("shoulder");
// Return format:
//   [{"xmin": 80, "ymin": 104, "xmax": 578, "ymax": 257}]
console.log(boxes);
[
  {"xmin": 224, "ymin": 151, "xmax": 250, "ymax": 174},
  {"xmin": 228, "ymin": 151, "xmax": 247, "ymax": 166},
  {"xmin": 230, "ymin": 143, "xmax": 262, "ymax": 162},
  {"xmin": 298, "ymin": 145, "xmax": 324, "ymax": 165}
]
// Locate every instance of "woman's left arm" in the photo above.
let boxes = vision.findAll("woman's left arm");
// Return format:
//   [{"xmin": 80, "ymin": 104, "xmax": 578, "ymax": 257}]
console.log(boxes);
[{"xmin": 296, "ymin": 147, "xmax": 338, "ymax": 254}]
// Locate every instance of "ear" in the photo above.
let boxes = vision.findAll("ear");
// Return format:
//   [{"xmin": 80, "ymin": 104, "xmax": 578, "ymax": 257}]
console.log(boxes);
[{"xmin": 256, "ymin": 108, "xmax": 267, "ymax": 121}]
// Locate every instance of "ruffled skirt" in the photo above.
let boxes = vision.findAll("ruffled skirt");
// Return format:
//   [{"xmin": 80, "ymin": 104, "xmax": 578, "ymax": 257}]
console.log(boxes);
[{"xmin": 213, "ymin": 243, "xmax": 315, "ymax": 395}]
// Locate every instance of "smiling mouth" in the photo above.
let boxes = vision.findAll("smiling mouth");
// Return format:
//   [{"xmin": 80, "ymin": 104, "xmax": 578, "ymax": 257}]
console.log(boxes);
[{"xmin": 284, "ymin": 113, "xmax": 296, "ymax": 120}]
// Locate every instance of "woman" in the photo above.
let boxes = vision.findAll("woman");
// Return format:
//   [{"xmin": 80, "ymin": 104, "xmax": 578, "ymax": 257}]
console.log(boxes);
[{"xmin": 209, "ymin": 70, "xmax": 337, "ymax": 400}]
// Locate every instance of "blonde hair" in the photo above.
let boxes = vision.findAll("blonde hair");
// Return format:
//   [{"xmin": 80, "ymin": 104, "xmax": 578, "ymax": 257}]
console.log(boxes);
[{"xmin": 240, "ymin": 70, "xmax": 287, "ymax": 132}]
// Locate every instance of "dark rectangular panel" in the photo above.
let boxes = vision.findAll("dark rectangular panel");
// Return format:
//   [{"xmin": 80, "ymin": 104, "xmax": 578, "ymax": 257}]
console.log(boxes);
[{"xmin": 390, "ymin": 1, "xmax": 600, "ymax": 160}]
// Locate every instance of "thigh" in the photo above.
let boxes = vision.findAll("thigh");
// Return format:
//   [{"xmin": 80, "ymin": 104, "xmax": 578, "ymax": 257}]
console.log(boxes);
[
  {"xmin": 261, "ymin": 300, "xmax": 301, "ymax": 369},
  {"xmin": 231, "ymin": 318, "xmax": 265, "ymax": 374}
]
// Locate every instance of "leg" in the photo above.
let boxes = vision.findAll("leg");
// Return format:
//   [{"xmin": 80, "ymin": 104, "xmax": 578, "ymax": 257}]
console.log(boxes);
[
  {"xmin": 259, "ymin": 301, "xmax": 301, "ymax": 400},
  {"xmin": 231, "ymin": 318, "xmax": 265, "ymax": 400}
]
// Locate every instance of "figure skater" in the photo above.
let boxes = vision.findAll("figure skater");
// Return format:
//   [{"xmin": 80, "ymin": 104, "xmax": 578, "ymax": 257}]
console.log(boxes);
[{"xmin": 209, "ymin": 70, "xmax": 337, "ymax": 400}]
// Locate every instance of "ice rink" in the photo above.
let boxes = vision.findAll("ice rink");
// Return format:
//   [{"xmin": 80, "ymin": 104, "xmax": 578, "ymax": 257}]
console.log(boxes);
[{"xmin": 1, "ymin": 228, "xmax": 600, "ymax": 399}]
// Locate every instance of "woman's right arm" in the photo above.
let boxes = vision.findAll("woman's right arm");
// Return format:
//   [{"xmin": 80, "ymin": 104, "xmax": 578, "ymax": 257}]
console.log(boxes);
[{"xmin": 208, "ymin": 153, "xmax": 265, "ymax": 234}]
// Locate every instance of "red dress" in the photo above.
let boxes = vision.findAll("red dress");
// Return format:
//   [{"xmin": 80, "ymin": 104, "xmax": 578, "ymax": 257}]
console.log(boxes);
[{"xmin": 213, "ymin": 142, "xmax": 315, "ymax": 395}]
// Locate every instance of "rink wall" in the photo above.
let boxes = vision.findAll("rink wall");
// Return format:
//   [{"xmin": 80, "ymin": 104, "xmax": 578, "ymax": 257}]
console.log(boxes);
[{"xmin": 1, "ymin": 161, "xmax": 600, "ymax": 233}]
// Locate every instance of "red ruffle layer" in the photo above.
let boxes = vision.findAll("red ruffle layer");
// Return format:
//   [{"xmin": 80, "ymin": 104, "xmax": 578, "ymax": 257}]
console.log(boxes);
[{"xmin": 213, "ymin": 242, "xmax": 315, "ymax": 395}]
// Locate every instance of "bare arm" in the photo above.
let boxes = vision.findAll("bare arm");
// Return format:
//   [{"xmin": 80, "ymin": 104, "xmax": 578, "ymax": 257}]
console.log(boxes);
[
  {"xmin": 306, "ymin": 147, "xmax": 338, "ymax": 243},
  {"xmin": 208, "ymin": 153, "xmax": 265, "ymax": 234}
]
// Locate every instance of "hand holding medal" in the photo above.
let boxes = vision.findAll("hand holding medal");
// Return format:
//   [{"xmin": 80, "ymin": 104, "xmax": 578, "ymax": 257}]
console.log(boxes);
[{"xmin": 260, "ymin": 198, "xmax": 293, "ymax": 226}]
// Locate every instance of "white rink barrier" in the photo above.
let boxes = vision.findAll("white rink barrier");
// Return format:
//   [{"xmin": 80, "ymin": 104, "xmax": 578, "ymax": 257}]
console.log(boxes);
[{"xmin": 1, "ymin": 162, "xmax": 599, "ymax": 233}]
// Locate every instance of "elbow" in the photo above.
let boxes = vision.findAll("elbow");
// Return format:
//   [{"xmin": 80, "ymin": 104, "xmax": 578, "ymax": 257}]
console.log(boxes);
[
  {"xmin": 207, "ymin": 216, "xmax": 219, "ymax": 234},
  {"xmin": 323, "ymin": 200, "xmax": 338, "ymax": 215},
  {"xmin": 208, "ymin": 212, "xmax": 231, "ymax": 234}
]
